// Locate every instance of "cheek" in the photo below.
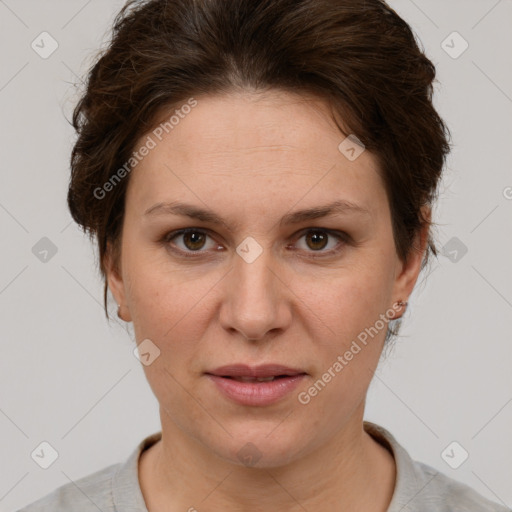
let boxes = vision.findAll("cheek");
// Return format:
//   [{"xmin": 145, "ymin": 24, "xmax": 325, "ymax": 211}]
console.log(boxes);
[
  {"xmin": 292, "ymin": 268, "xmax": 390, "ymax": 393},
  {"xmin": 123, "ymin": 246, "xmax": 209, "ymax": 336},
  {"xmin": 296, "ymin": 275, "xmax": 388, "ymax": 419},
  {"xmin": 292, "ymin": 263, "xmax": 391, "ymax": 336}
]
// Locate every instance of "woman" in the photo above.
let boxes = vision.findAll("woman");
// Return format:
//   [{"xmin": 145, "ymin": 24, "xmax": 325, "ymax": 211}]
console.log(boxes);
[{"xmin": 18, "ymin": 0, "xmax": 509, "ymax": 510}]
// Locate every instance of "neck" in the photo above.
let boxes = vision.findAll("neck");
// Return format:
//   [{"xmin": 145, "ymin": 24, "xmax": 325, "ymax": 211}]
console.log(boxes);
[{"xmin": 139, "ymin": 405, "xmax": 395, "ymax": 512}]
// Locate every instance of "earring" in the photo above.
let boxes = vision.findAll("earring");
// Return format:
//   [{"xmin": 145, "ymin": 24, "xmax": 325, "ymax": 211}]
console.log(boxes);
[{"xmin": 394, "ymin": 300, "xmax": 408, "ymax": 319}]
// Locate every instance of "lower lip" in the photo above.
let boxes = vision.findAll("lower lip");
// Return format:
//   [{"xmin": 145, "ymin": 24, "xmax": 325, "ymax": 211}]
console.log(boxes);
[{"xmin": 206, "ymin": 374, "xmax": 306, "ymax": 406}]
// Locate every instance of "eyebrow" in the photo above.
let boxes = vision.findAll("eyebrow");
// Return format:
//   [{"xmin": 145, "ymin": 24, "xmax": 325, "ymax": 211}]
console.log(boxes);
[{"xmin": 144, "ymin": 199, "xmax": 371, "ymax": 228}]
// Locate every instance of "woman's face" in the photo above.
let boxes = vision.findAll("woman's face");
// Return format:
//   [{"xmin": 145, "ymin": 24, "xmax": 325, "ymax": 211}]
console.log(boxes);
[{"xmin": 107, "ymin": 90, "xmax": 426, "ymax": 467}]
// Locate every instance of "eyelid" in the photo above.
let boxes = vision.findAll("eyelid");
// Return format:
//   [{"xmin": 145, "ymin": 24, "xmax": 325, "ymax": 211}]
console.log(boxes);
[
  {"xmin": 162, "ymin": 227, "xmax": 349, "ymax": 258},
  {"xmin": 290, "ymin": 228, "xmax": 349, "ymax": 255},
  {"xmin": 163, "ymin": 227, "xmax": 221, "ymax": 257}
]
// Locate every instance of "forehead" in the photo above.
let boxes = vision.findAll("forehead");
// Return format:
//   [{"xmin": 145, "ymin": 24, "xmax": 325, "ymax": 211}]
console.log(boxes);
[{"xmin": 126, "ymin": 90, "xmax": 385, "ymax": 218}]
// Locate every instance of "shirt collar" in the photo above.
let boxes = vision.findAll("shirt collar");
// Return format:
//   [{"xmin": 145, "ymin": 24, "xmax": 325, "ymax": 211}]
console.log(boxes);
[{"xmin": 112, "ymin": 431, "xmax": 162, "ymax": 512}]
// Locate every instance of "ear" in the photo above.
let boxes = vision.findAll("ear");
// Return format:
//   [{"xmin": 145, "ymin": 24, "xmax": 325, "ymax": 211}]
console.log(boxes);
[
  {"xmin": 104, "ymin": 240, "xmax": 132, "ymax": 322},
  {"xmin": 391, "ymin": 205, "xmax": 431, "ymax": 316}
]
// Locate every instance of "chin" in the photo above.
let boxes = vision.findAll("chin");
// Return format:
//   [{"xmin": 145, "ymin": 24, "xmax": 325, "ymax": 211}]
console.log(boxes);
[{"xmin": 207, "ymin": 423, "xmax": 310, "ymax": 469}]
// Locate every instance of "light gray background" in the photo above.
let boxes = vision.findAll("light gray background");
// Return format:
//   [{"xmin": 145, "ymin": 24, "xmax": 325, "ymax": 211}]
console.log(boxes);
[{"xmin": 1, "ymin": 1, "xmax": 511, "ymax": 510}]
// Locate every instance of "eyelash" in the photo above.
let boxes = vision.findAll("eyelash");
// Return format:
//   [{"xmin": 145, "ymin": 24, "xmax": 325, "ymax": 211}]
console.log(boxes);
[{"xmin": 161, "ymin": 227, "xmax": 350, "ymax": 259}]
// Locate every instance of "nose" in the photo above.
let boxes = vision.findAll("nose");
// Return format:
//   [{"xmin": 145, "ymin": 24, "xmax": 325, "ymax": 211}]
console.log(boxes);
[{"xmin": 219, "ymin": 244, "xmax": 292, "ymax": 342}]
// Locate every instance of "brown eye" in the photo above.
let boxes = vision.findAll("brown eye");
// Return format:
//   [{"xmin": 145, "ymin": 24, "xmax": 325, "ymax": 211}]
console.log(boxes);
[
  {"xmin": 293, "ymin": 228, "xmax": 348, "ymax": 258},
  {"xmin": 304, "ymin": 230, "xmax": 329, "ymax": 251},
  {"xmin": 164, "ymin": 228, "xmax": 217, "ymax": 255},
  {"xmin": 182, "ymin": 231, "xmax": 207, "ymax": 251}
]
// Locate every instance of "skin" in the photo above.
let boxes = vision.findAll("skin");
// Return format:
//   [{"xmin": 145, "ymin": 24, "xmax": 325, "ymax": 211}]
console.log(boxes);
[{"xmin": 106, "ymin": 89, "xmax": 430, "ymax": 511}]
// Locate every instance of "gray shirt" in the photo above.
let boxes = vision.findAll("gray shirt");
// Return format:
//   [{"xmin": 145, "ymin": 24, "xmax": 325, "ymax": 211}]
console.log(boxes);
[{"xmin": 18, "ymin": 421, "xmax": 510, "ymax": 511}]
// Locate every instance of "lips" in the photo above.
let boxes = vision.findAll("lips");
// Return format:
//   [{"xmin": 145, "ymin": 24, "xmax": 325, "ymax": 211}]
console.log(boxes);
[{"xmin": 205, "ymin": 365, "xmax": 308, "ymax": 406}]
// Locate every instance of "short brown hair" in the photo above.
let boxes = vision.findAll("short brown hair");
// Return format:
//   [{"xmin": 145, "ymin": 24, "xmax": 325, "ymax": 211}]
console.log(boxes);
[{"xmin": 67, "ymin": 0, "xmax": 452, "ymax": 343}]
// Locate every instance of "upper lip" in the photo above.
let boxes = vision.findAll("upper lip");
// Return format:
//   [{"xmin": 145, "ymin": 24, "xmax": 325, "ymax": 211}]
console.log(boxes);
[{"xmin": 206, "ymin": 364, "xmax": 307, "ymax": 378}]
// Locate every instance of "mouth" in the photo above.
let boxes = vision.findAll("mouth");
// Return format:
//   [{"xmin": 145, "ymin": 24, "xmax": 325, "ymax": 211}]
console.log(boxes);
[
  {"xmin": 205, "ymin": 364, "xmax": 308, "ymax": 406},
  {"xmin": 217, "ymin": 375, "xmax": 296, "ymax": 382},
  {"xmin": 205, "ymin": 363, "xmax": 307, "ymax": 380}
]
